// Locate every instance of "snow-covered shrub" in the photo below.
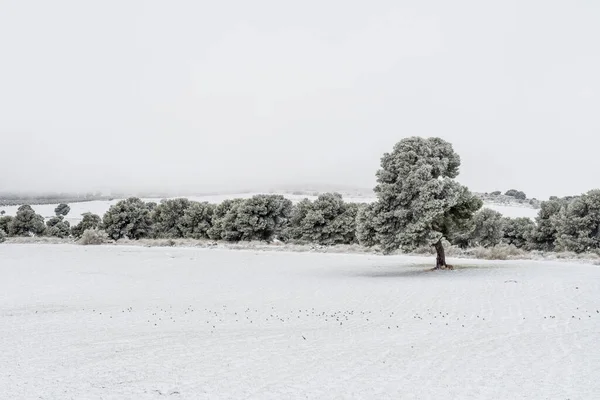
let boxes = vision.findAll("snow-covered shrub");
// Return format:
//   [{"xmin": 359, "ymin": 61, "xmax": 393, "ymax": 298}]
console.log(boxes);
[
  {"xmin": 356, "ymin": 203, "xmax": 378, "ymax": 247},
  {"xmin": 528, "ymin": 197, "xmax": 569, "ymax": 251},
  {"xmin": 505, "ymin": 189, "xmax": 527, "ymax": 200},
  {"xmin": 8, "ymin": 205, "xmax": 46, "ymax": 236},
  {"xmin": 206, "ymin": 195, "xmax": 293, "ymax": 242},
  {"xmin": 453, "ymin": 208, "xmax": 504, "ymax": 248},
  {"xmin": 79, "ymin": 228, "xmax": 108, "ymax": 245},
  {"xmin": 151, "ymin": 198, "xmax": 192, "ymax": 238},
  {"xmin": 289, "ymin": 193, "xmax": 359, "ymax": 245},
  {"xmin": 335, "ymin": 202, "xmax": 360, "ymax": 244},
  {"xmin": 0, "ymin": 228, "xmax": 6, "ymax": 243},
  {"xmin": 102, "ymin": 197, "xmax": 152, "ymax": 240},
  {"xmin": 553, "ymin": 189, "xmax": 600, "ymax": 253},
  {"xmin": 54, "ymin": 203, "xmax": 71, "ymax": 217},
  {"xmin": 71, "ymin": 213, "xmax": 102, "ymax": 238},
  {"xmin": 0, "ymin": 216, "xmax": 13, "ymax": 236},
  {"xmin": 232, "ymin": 195, "xmax": 293, "ymax": 241},
  {"xmin": 181, "ymin": 201, "xmax": 215, "ymax": 239},
  {"xmin": 46, "ymin": 216, "xmax": 71, "ymax": 238},
  {"xmin": 471, "ymin": 209, "xmax": 505, "ymax": 247},
  {"xmin": 469, "ymin": 244, "xmax": 525, "ymax": 260},
  {"xmin": 502, "ymin": 217, "xmax": 535, "ymax": 249},
  {"xmin": 207, "ymin": 198, "xmax": 245, "ymax": 241},
  {"xmin": 204, "ymin": 195, "xmax": 292, "ymax": 242}
]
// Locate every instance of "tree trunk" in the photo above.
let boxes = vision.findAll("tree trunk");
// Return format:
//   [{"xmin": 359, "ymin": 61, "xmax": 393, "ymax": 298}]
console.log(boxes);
[{"xmin": 434, "ymin": 240, "xmax": 447, "ymax": 270}]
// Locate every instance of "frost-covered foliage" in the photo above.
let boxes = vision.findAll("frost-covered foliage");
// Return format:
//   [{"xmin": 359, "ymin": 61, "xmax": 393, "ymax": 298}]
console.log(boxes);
[
  {"xmin": 79, "ymin": 228, "xmax": 109, "ymax": 245},
  {"xmin": 46, "ymin": 216, "xmax": 63, "ymax": 229},
  {"xmin": 370, "ymin": 137, "xmax": 482, "ymax": 262},
  {"xmin": 505, "ymin": 189, "xmax": 527, "ymax": 200},
  {"xmin": 46, "ymin": 216, "xmax": 71, "ymax": 238},
  {"xmin": 207, "ymin": 196, "xmax": 293, "ymax": 242},
  {"xmin": 490, "ymin": 191, "xmax": 501, "ymax": 196},
  {"xmin": 181, "ymin": 201, "xmax": 215, "ymax": 239},
  {"xmin": 150, "ymin": 198, "xmax": 192, "ymax": 238},
  {"xmin": 207, "ymin": 198, "xmax": 246, "ymax": 241},
  {"xmin": 102, "ymin": 197, "xmax": 152, "ymax": 240},
  {"xmin": 238, "ymin": 195, "xmax": 293, "ymax": 241},
  {"xmin": 528, "ymin": 197, "xmax": 569, "ymax": 251},
  {"xmin": 0, "ymin": 228, "xmax": 6, "ymax": 243},
  {"xmin": 451, "ymin": 208, "xmax": 505, "ymax": 248},
  {"xmin": 450, "ymin": 225, "xmax": 473, "ymax": 249},
  {"xmin": 356, "ymin": 203, "xmax": 378, "ymax": 247},
  {"xmin": 469, "ymin": 208, "xmax": 505, "ymax": 248},
  {"xmin": 216, "ymin": 195, "xmax": 293, "ymax": 242},
  {"xmin": 553, "ymin": 190, "xmax": 600, "ymax": 253},
  {"xmin": 8, "ymin": 205, "xmax": 46, "ymax": 236},
  {"xmin": 289, "ymin": 193, "xmax": 359, "ymax": 245},
  {"xmin": 502, "ymin": 217, "xmax": 535, "ymax": 249},
  {"xmin": 337, "ymin": 202, "xmax": 360, "ymax": 244},
  {"xmin": 54, "ymin": 203, "xmax": 71, "ymax": 217},
  {"xmin": 71, "ymin": 213, "xmax": 102, "ymax": 239},
  {"xmin": 0, "ymin": 215, "xmax": 13, "ymax": 236}
]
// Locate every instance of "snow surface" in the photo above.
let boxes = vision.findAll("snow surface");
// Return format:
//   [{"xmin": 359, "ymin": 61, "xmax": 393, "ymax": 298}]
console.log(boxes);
[
  {"xmin": 483, "ymin": 203, "xmax": 539, "ymax": 219},
  {"xmin": 0, "ymin": 193, "xmax": 539, "ymax": 224},
  {"xmin": 1, "ymin": 244, "xmax": 598, "ymax": 399}
]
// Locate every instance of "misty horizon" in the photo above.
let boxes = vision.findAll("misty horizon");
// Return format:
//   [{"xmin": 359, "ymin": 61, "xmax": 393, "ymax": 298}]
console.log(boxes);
[
  {"xmin": 0, "ymin": 182, "xmax": 375, "ymax": 199},
  {"xmin": 1, "ymin": 1, "xmax": 599, "ymax": 200}
]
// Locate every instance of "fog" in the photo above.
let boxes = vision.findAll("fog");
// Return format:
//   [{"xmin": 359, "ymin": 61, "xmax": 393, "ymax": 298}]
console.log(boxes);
[{"xmin": 1, "ymin": 1, "xmax": 598, "ymax": 199}]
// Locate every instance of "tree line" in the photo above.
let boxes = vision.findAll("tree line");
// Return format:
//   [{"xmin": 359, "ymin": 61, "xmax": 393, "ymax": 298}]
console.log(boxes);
[
  {"xmin": 1, "ymin": 137, "xmax": 599, "ymax": 267},
  {"xmin": 1, "ymin": 190, "xmax": 598, "ymax": 254}
]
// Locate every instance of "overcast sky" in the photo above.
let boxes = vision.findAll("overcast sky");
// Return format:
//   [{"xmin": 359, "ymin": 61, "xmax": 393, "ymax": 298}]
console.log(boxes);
[{"xmin": 1, "ymin": 0, "xmax": 598, "ymax": 199}]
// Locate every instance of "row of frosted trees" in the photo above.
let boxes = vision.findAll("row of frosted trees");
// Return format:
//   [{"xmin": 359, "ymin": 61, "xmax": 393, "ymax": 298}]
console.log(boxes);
[{"xmin": 2, "ymin": 190, "xmax": 599, "ymax": 254}]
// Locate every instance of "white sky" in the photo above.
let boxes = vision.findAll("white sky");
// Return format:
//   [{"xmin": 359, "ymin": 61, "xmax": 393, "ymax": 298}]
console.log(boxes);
[{"xmin": 1, "ymin": 0, "xmax": 598, "ymax": 199}]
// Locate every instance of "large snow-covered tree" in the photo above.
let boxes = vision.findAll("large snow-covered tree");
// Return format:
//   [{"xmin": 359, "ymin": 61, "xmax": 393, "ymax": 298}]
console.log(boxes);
[{"xmin": 371, "ymin": 137, "xmax": 482, "ymax": 269}]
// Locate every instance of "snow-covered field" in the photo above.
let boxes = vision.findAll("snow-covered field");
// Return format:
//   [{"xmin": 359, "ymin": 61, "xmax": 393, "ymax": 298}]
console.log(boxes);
[
  {"xmin": 0, "ymin": 192, "xmax": 539, "ymax": 224},
  {"xmin": 483, "ymin": 203, "xmax": 539, "ymax": 219},
  {"xmin": 1, "ymin": 244, "xmax": 598, "ymax": 399}
]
